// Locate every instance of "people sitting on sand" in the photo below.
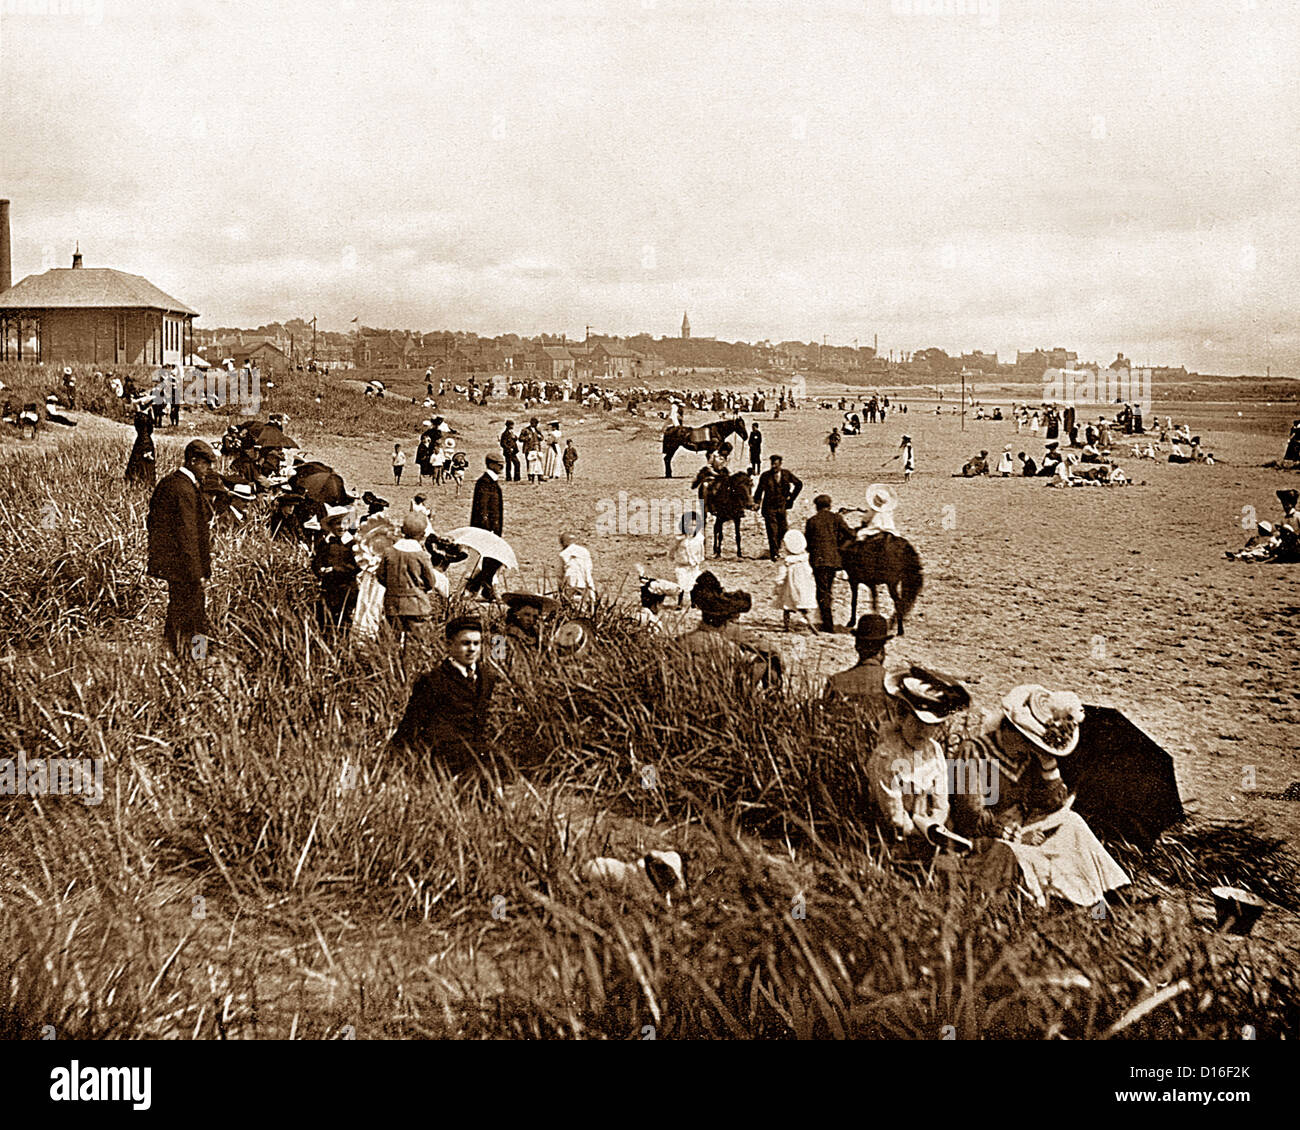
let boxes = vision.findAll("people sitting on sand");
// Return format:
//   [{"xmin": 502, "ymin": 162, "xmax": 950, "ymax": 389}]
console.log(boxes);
[
  {"xmin": 959, "ymin": 449, "xmax": 991, "ymax": 477},
  {"xmin": 1018, "ymin": 452, "xmax": 1038, "ymax": 477},
  {"xmin": 1168, "ymin": 439, "xmax": 1191, "ymax": 464},
  {"xmin": 950, "ymin": 684, "xmax": 1130, "ymax": 907},
  {"xmin": 1080, "ymin": 442, "xmax": 1103, "ymax": 464},
  {"xmin": 1227, "ymin": 490, "xmax": 1300, "ymax": 563},
  {"xmin": 1038, "ymin": 442, "xmax": 1063, "ymax": 477}
]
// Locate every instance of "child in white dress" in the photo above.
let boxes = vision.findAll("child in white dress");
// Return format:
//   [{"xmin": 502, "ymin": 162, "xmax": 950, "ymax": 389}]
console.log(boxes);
[
  {"xmin": 773, "ymin": 529, "xmax": 819, "ymax": 632},
  {"xmin": 671, "ymin": 512, "xmax": 706, "ymax": 607}
]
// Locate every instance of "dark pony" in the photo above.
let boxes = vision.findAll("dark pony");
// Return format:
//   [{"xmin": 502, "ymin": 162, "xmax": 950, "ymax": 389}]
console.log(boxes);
[
  {"xmin": 707, "ymin": 471, "xmax": 756, "ymax": 558},
  {"xmin": 662, "ymin": 417, "xmax": 748, "ymax": 477},
  {"xmin": 841, "ymin": 532, "xmax": 924, "ymax": 635}
]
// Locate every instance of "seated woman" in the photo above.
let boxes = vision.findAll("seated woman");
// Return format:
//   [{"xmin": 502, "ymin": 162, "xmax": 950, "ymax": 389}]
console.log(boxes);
[
  {"xmin": 868, "ymin": 667, "xmax": 970, "ymax": 851},
  {"xmin": 949, "ymin": 684, "xmax": 1129, "ymax": 907},
  {"xmin": 1167, "ymin": 440, "xmax": 1192, "ymax": 464},
  {"xmin": 497, "ymin": 592, "xmax": 556, "ymax": 668},
  {"xmin": 636, "ymin": 575, "xmax": 679, "ymax": 633},
  {"xmin": 1017, "ymin": 452, "xmax": 1038, "ymax": 477},
  {"xmin": 1079, "ymin": 442, "xmax": 1102, "ymax": 463}
]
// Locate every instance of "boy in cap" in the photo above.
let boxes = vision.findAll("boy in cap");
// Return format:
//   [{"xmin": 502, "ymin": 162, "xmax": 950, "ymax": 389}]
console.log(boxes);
[{"xmin": 390, "ymin": 614, "xmax": 498, "ymax": 776}]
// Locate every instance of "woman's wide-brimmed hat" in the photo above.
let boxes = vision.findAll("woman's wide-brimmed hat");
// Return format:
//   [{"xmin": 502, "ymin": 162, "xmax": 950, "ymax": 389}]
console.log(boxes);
[
  {"xmin": 553, "ymin": 617, "xmax": 595, "ymax": 655},
  {"xmin": 502, "ymin": 591, "xmax": 558, "ymax": 615},
  {"xmin": 883, "ymin": 666, "xmax": 971, "ymax": 725},
  {"xmin": 865, "ymin": 483, "xmax": 897, "ymax": 513},
  {"xmin": 692, "ymin": 571, "xmax": 751, "ymax": 620},
  {"xmin": 1277, "ymin": 489, "xmax": 1299, "ymax": 510},
  {"xmin": 1001, "ymin": 684, "xmax": 1085, "ymax": 756}
]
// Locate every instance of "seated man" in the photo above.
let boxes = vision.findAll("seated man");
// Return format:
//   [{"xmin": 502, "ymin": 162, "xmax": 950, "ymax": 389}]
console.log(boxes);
[
  {"xmin": 823, "ymin": 614, "xmax": 891, "ymax": 720},
  {"xmin": 959, "ymin": 450, "xmax": 990, "ymax": 477}
]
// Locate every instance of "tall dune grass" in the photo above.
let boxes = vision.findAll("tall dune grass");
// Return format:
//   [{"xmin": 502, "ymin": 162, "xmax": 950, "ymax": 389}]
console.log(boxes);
[{"xmin": 1, "ymin": 437, "xmax": 1298, "ymax": 1039}]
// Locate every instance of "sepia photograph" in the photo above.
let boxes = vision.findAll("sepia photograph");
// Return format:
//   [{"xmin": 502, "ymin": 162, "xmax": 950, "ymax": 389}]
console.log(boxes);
[{"xmin": 0, "ymin": 0, "xmax": 1295, "ymax": 1090}]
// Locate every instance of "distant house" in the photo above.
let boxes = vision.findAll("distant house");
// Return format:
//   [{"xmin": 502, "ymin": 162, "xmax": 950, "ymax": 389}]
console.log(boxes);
[
  {"xmin": 0, "ymin": 251, "xmax": 197, "ymax": 365},
  {"xmin": 353, "ymin": 329, "xmax": 415, "ymax": 369},
  {"xmin": 231, "ymin": 340, "xmax": 288, "ymax": 376},
  {"xmin": 589, "ymin": 341, "xmax": 640, "ymax": 380},
  {"xmin": 634, "ymin": 352, "xmax": 665, "ymax": 380}
]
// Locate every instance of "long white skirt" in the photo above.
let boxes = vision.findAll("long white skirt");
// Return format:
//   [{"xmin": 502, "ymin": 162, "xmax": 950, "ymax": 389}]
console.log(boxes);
[
  {"xmin": 978, "ymin": 808, "xmax": 1129, "ymax": 907},
  {"xmin": 353, "ymin": 575, "xmax": 385, "ymax": 640}
]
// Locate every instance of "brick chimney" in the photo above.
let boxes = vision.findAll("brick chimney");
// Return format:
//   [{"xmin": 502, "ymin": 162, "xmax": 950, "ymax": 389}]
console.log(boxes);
[
  {"xmin": 72, "ymin": 241, "xmax": 83, "ymax": 269},
  {"xmin": 0, "ymin": 199, "xmax": 10, "ymax": 293}
]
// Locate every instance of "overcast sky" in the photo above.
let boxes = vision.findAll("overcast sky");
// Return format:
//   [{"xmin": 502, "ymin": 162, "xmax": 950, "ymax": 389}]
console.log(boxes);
[{"xmin": 2, "ymin": 0, "xmax": 1297, "ymax": 373}]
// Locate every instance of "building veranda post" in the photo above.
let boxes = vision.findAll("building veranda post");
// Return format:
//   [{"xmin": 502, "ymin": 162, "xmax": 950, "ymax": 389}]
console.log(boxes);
[{"xmin": 0, "ymin": 251, "xmax": 197, "ymax": 367}]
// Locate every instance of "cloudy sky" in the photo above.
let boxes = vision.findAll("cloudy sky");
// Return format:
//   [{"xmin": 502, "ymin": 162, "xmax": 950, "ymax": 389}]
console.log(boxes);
[{"xmin": 2, "ymin": 0, "xmax": 1297, "ymax": 373}]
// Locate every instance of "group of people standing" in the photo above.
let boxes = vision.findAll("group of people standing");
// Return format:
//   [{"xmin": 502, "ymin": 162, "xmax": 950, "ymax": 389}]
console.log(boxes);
[{"xmin": 497, "ymin": 417, "xmax": 577, "ymax": 483}]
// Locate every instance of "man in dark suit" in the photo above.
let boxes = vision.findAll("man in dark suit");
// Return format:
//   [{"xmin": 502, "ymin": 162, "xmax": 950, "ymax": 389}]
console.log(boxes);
[
  {"xmin": 147, "ymin": 439, "xmax": 216, "ymax": 658},
  {"xmin": 465, "ymin": 453, "xmax": 504, "ymax": 600},
  {"xmin": 390, "ymin": 615, "xmax": 498, "ymax": 775},
  {"xmin": 499, "ymin": 420, "xmax": 520, "ymax": 482},
  {"xmin": 804, "ymin": 493, "xmax": 855, "ymax": 632},
  {"xmin": 748, "ymin": 422, "xmax": 763, "ymax": 475},
  {"xmin": 752, "ymin": 454, "xmax": 802, "ymax": 560}
]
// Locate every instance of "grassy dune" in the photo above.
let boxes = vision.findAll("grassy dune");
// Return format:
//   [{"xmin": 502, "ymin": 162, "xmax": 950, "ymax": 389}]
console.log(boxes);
[{"xmin": 1, "ymin": 425, "xmax": 1298, "ymax": 1040}]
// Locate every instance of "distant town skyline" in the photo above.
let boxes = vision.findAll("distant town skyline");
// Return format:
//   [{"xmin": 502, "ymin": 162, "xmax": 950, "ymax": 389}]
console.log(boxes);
[{"xmin": 2, "ymin": 1, "xmax": 1297, "ymax": 376}]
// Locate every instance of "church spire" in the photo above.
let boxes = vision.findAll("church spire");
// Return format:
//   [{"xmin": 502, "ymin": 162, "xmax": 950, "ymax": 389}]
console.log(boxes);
[{"xmin": 681, "ymin": 310, "xmax": 690, "ymax": 339}]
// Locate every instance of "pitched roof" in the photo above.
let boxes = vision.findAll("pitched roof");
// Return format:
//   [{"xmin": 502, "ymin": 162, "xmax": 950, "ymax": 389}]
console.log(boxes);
[{"xmin": 0, "ymin": 267, "xmax": 197, "ymax": 315}]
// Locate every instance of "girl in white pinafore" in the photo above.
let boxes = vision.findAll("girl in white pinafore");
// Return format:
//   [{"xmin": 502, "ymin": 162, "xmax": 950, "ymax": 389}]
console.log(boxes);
[
  {"xmin": 671, "ymin": 512, "xmax": 706, "ymax": 606},
  {"xmin": 773, "ymin": 529, "xmax": 819, "ymax": 632}
]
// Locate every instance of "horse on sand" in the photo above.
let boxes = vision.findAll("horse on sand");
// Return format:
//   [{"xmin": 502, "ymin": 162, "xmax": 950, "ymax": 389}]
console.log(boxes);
[
  {"xmin": 662, "ymin": 417, "xmax": 748, "ymax": 477},
  {"xmin": 706, "ymin": 471, "xmax": 756, "ymax": 558},
  {"xmin": 840, "ymin": 532, "xmax": 924, "ymax": 635}
]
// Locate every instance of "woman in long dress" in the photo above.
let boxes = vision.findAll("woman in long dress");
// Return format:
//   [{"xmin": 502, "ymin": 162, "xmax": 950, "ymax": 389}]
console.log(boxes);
[
  {"xmin": 949, "ymin": 684, "xmax": 1129, "ymax": 907},
  {"xmin": 543, "ymin": 422, "xmax": 562, "ymax": 479},
  {"xmin": 124, "ymin": 405, "xmax": 156, "ymax": 486}
]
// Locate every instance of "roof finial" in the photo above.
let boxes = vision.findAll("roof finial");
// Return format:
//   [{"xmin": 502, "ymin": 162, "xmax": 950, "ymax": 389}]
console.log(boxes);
[{"xmin": 72, "ymin": 241, "xmax": 83, "ymax": 269}]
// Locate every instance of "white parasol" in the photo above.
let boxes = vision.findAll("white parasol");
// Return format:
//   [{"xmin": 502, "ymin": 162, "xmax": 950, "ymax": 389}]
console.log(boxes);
[{"xmin": 442, "ymin": 527, "xmax": 518, "ymax": 571}]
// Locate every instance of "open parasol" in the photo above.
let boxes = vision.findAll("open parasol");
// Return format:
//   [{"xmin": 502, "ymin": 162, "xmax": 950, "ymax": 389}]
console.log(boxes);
[
  {"xmin": 442, "ymin": 527, "xmax": 518, "ymax": 571},
  {"xmin": 254, "ymin": 423, "xmax": 298, "ymax": 449},
  {"xmin": 1058, "ymin": 705, "xmax": 1184, "ymax": 849},
  {"xmin": 292, "ymin": 464, "xmax": 353, "ymax": 505}
]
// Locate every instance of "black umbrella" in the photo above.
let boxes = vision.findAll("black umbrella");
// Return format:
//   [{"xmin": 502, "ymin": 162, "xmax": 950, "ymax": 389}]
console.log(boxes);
[{"xmin": 1058, "ymin": 705, "xmax": 1184, "ymax": 849}]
